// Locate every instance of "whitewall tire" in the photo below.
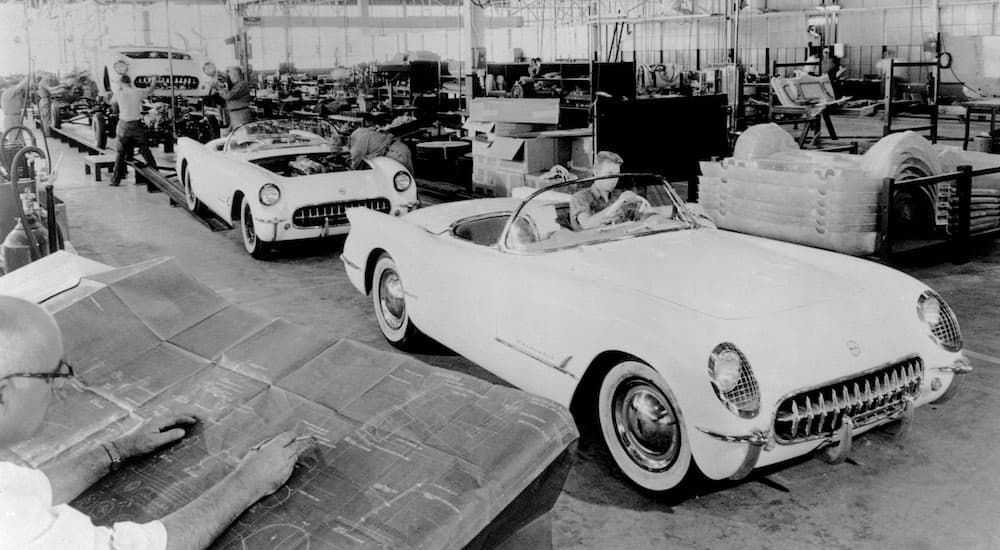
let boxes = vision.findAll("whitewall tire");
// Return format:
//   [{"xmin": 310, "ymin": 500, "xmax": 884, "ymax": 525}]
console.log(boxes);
[
  {"xmin": 183, "ymin": 167, "xmax": 203, "ymax": 213},
  {"xmin": 597, "ymin": 360, "xmax": 692, "ymax": 492},
  {"xmin": 240, "ymin": 195, "xmax": 270, "ymax": 259},
  {"xmin": 371, "ymin": 253, "xmax": 421, "ymax": 350}
]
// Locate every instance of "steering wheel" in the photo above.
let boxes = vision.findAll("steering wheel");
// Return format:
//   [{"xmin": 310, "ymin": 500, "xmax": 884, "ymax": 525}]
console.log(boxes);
[{"xmin": 613, "ymin": 194, "xmax": 652, "ymax": 224}]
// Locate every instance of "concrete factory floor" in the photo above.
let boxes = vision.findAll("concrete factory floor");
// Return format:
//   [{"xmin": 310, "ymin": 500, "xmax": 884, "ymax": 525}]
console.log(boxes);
[{"xmin": 25, "ymin": 115, "xmax": 1000, "ymax": 549}]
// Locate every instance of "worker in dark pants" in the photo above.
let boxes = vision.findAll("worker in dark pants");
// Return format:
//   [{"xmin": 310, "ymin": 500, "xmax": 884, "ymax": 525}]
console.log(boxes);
[{"xmin": 110, "ymin": 75, "xmax": 158, "ymax": 186}]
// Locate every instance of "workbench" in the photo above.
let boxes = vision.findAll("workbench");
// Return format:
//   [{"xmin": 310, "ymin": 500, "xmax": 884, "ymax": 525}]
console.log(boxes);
[{"xmin": 961, "ymin": 99, "xmax": 1000, "ymax": 150}]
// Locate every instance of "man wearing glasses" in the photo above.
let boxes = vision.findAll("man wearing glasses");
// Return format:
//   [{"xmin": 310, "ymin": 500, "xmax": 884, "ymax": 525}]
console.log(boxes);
[{"xmin": 0, "ymin": 296, "xmax": 311, "ymax": 550}]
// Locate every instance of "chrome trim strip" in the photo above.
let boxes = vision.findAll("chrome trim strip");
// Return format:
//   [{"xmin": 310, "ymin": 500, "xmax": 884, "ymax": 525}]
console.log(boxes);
[
  {"xmin": 340, "ymin": 255, "xmax": 360, "ymax": 270},
  {"xmin": 695, "ymin": 428, "xmax": 770, "ymax": 445},
  {"xmin": 494, "ymin": 337, "xmax": 576, "ymax": 379},
  {"xmin": 936, "ymin": 357, "xmax": 973, "ymax": 374}
]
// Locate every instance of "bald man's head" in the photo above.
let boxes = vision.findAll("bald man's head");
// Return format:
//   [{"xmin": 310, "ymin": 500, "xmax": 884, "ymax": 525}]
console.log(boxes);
[{"xmin": 0, "ymin": 296, "xmax": 63, "ymax": 378}]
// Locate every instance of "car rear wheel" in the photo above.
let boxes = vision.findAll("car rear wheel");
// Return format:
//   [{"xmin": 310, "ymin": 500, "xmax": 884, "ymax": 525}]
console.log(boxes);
[
  {"xmin": 371, "ymin": 253, "xmax": 421, "ymax": 349},
  {"xmin": 597, "ymin": 360, "xmax": 692, "ymax": 492},
  {"xmin": 240, "ymin": 195, "xmax": 270, "ymax": 259},
  {"xmin": 182, "ymin": 168, "xmax": 203, "ymax": 214}
]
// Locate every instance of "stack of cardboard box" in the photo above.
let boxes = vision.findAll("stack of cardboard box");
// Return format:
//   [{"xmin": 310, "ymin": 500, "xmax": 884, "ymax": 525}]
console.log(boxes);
[{"xmin": 466, "ymin": 98, "xmax": 595, "ymax": 196}]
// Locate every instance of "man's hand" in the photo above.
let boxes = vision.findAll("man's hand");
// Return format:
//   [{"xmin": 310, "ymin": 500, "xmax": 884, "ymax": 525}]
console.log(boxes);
[
  {"xmin": 235, "ymin": 431, "xmax": 313, "ymax": 500},
  {"xmin": 114, "ymin": 412, "xmax": 200, "ymax": 458}
]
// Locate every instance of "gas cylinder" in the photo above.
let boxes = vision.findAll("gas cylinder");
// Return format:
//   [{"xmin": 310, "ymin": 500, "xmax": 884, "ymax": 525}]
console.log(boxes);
[{"xmin": 1, "ymin": 216, "xmax": 48, "ymax": 273}]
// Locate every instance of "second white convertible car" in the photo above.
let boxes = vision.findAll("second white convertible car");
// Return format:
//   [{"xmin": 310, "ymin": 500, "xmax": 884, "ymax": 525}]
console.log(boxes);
[
  {"xmin": 341, "ymin": 173, "xmax": 971, "ymax": 493},
  {"xmin": 176, "ymin": 119, "xmax": 419, "ymax": 258}
]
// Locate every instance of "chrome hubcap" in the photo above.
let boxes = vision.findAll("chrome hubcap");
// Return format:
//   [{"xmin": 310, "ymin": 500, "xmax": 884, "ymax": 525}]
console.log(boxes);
[
  {"xmin": 612, "ymin": 378, "xmax": 680, "ymax": 472},
  {"xmin": 378, "ymin": 270, "xmax": 406, "ymax": 330}
]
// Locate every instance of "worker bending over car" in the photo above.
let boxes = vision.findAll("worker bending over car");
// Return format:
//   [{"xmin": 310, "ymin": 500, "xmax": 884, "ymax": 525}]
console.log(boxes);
[{"xmin": 0, "ymin": 296, "xmax": 311, "ymax": 550}]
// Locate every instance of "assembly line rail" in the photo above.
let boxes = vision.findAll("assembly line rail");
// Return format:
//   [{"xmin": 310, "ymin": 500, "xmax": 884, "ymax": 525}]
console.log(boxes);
[{"xmin": 130, "ymin": 161, "xmax": 231, "ymax": 232}]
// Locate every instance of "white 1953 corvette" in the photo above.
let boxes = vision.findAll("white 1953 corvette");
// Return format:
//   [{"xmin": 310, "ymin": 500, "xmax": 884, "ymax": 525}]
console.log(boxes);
[
  {"xmin": 176, "ymin": 119, "xmax": 419, "ymax": 258},
  {"xmin": 341, "ymin": 173, "xmax": 971, "ymax": 493}
]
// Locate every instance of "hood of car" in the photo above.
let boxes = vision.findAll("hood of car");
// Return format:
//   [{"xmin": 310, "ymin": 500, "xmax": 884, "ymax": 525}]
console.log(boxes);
[{"xmin": 563, "ymin": 228, "xmax": 865, "ymax": 320}]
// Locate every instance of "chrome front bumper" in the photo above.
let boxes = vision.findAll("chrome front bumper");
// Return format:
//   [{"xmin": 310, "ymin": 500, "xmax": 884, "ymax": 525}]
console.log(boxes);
[
  {"xmin": 694, "ymin": 356, "xmax": 971, "ymax": 480},
  {"xmin": 696, "ymin": 428, "xmax": 771, "ymax": 481}
]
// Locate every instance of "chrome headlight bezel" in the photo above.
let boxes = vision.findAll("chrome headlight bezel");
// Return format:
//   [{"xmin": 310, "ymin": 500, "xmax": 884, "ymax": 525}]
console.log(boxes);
[
  {"xmin": 917, "ymin": 291, "xmax": 962, "ymax": 352},
  {"xmin": 258, "ymin": 183, "xmax": 281, "ymax": 206},
  {"xmin": 113, "ymin": 60, "xmax": 129, "ymax": 76},
  {"xmin": 708, "ymin": 343, "xmax": 761, "ymax": 419},
  {"xmin": 393, "ymin": 170, "xmax": 412, "ymax": 192}
]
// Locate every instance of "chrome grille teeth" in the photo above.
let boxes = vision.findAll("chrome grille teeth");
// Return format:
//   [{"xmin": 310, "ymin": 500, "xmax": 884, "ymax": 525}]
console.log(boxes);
[
  {"xmin": 773, "ymin": 359, "xmax": 924, "ymax": 444},
  {"xmin": 830, "ymin": 391, "xmax": 841, "ymax": 432},
  {"xmin": 804, "ymin": 396, "xmax": 813, "ymax": 437},
  {"xmin": 818, "ymin": 393, "xmax": 828, "ymax": 433}
]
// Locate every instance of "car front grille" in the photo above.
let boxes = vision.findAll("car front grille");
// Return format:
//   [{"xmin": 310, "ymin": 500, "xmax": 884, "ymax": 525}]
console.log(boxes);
[
  {"xmin": 773, "ymin": 356, "xmax": 923, "ymax": 444},
  {"xmin": 134, "ymin": 75, "xmax": 200, "ymax": 90},
  {"xmin": 292, "ymin": 198, "xmax": 391, "ymax": 228}
]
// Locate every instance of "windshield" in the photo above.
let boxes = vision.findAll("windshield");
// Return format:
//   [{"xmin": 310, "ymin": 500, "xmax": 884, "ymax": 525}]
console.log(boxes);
[
  {"xmin": 225, "ymin": 119, "xmax": 336, "ymax": 153},
  {"xmin": 502, "ymin": 174, "xmax": 697, "ymax": 252}
]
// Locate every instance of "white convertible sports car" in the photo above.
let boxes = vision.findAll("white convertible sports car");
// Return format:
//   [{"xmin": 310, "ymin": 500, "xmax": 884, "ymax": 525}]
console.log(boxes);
[
  {"xmin": 176, "ymin": 119, "xmax": 419, "ymax": 258},
  {"xmin": 341, "ymin": 173, "xmax": 971, "ymax": 493}
]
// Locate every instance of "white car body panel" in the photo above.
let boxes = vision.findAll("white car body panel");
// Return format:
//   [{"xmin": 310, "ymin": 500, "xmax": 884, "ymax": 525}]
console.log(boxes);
[
  {"xmin": 176, "ymin": 136, "xmax": 417, "ymax": 244},
  {"xmin": 96, "ymin": 46, "xmax": 213, "ymax": 99},
  {"xmin": 342, "ymin": 193, "xmax": 966, "ymax": 482}
]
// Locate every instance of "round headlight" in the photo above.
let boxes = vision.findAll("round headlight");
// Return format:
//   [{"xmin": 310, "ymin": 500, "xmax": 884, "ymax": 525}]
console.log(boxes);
[
  {"xmin": 259, "ymin": 183, "xmax": 281, "ymax": 206},
  {"xmin": 711, "ymin": 350, "xmax": 741, "ymax": 393},
  {"xmin": 113, "ymin": 60, "xmax": 129, "ymax": 76},
  {"xmin": 203, "ymin": 61, "xmax": 217, "ymax": 77},
  {"xmin": 393, "ymin": 171, "xmax": 412, "ymax": 192},
  {"xmin": 917, "ymin": 291, "xmax": 962, "ymax": 352},
  {"xmin": 708, "ymin": 343, "xmax": 760, "ymax": 419},
  {"xmin": 917, "ymin": 294, "xmax": 942, "ymax": 325}
]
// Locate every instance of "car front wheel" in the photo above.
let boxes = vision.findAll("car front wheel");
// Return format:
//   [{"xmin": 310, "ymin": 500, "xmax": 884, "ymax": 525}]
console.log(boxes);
[
  {"xmin": 371, "ymin": 253, "xmax": 421, "ymax": 349},
  {"xmin": 183, "ymin": 168, "xmax": 204, "ymax": 214},
  {"xmin": 597, "ymin": 360, "xmax": 692, "ymax": 492},
  {"xmin": 239, "ymin": 195, "xmax": 270, "ymax": 259}
]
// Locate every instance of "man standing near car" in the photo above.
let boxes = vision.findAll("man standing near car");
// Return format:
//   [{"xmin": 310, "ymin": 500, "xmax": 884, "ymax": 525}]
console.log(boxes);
[
  {"xmin": 110, "ymin": 75, "xmax": 158, "ymax": 186},
  {"xmin": 212, "ymin": 66, "xmax": 252, "ymax": 134}
]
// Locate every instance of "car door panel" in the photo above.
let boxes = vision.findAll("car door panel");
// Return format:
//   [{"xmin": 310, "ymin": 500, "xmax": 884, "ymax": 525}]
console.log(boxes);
[{"xmin": 493, "ymin": 254, "xmax": 605, "ymax": 394}]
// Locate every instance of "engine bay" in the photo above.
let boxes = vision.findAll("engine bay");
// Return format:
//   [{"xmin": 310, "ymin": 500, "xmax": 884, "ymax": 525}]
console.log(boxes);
[{"xmin": 249, "ymin": 152, "xmax": 356, "ymax": 177}]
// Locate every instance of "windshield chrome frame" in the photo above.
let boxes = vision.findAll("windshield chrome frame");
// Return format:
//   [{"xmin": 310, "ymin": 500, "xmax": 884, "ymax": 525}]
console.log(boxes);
[
  {"xmin": 497, "ymin": 173, "xmax": 701, "ymax": 255},
  {"xmin": 223, "ymin": 118, "xmax": 335, "ymax": 153}
]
